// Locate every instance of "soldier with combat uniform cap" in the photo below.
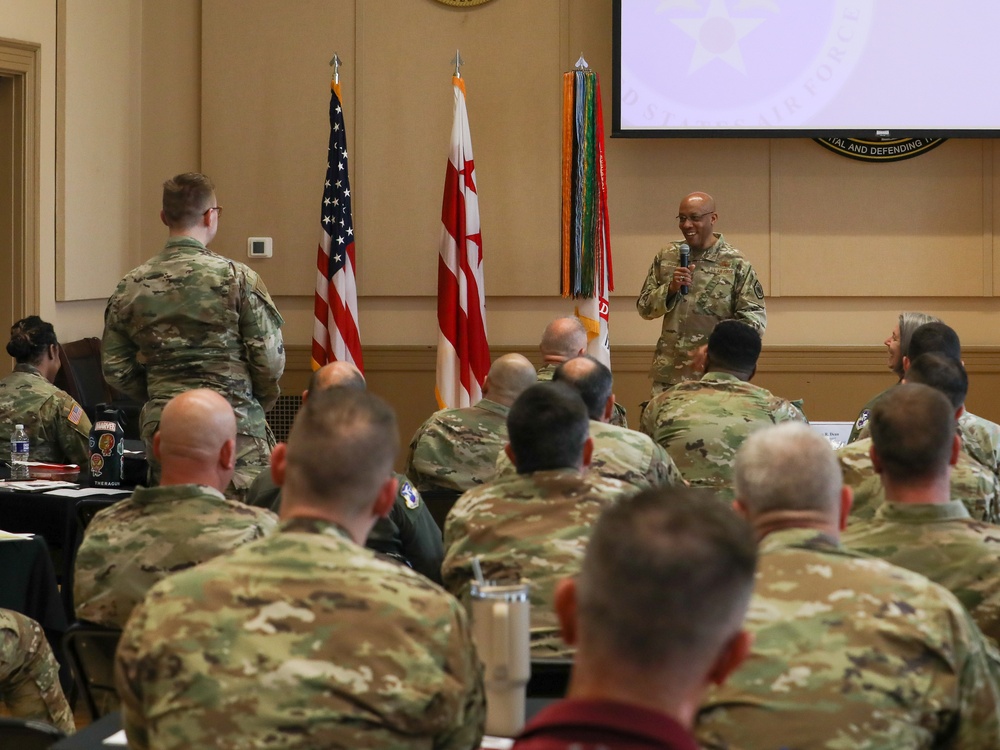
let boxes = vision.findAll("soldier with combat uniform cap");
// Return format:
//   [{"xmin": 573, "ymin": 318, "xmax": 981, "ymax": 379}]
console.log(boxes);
[
  {"xmin": 116, "ymin": 387, "xmax": 485, "ymax": 750},
  {"xmin": 102, "ymin": 172, "xmax": 285, "ymax": 500},
  {"xmin": 75, "ymin": 389, "xmax": 277, "ymax": 629},
  {"xmin": 443, "ymin": 381, "xmax": 632, "ymax": 658},
  {"xmin": 246, "ymin": 361, "xmax": 445, "ymax": 583},
  {"xmin": 405, "ymin": 353, "xmax": 537, "ymax": 493},
  {"xmin": 0, "ymin": 316, "xmax": 91, "ymax": 465},
  {"xmin": 637, "ymin": 191, "xmax": 765, "ymax": 397},
  {"xmin": 640, "ymin": 320, "xmax": 805, "ymax": 501},
  {"xmin": 696, "ymin": 422, "xmax": 1000, "ymax": 750},
  {"xmin": 0, "ymin": 608, "xmax": 75, "ymax": 734}
]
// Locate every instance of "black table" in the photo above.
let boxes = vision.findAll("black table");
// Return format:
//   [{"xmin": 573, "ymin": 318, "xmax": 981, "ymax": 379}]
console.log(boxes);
[{"xmin": 51, "ymin": 710, "xmax": 121, "ymax": 749}]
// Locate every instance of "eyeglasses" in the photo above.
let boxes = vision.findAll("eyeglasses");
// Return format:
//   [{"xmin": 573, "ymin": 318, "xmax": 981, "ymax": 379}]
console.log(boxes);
[
  {"xmin": 203, "ymin": 206, "xmax": 223, "ymax": 217},
  {"xmin": 676, "ymin": 213, "xmax": 712, "ymax": 223}
]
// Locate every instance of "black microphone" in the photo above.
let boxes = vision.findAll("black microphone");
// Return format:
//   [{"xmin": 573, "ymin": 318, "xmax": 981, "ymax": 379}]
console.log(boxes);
[{"xmin": 679, "ymin": 243, "xmax": 690, "ymax": 295}]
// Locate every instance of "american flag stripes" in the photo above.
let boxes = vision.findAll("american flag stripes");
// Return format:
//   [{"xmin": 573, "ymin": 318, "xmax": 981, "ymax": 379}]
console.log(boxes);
[
  {"xmin": 436, "ymin": 76, "xmax": 490, "ymax": 409},
  {"xmin": 311, "ymin": 81, "xmax": 363, "ymax": 373}
]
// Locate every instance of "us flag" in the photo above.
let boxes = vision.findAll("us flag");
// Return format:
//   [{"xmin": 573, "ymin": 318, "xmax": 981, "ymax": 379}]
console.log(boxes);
[
  {"xmin": 311, "ymin": 80, "xmax": 363, "ymax": 373},
  {"xmin": 436, "ymin": 75, "xmax": 490, "ymax": 409}
]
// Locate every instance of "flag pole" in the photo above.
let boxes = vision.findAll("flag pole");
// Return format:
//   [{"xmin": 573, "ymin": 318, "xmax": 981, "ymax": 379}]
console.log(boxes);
[
  {"xmin": 452, "ymin": 50, "xmax": 464, "ymax": 79},
  {"xmin": 329, "ymin": 53, "xmax": 341, "ymax": 84}
]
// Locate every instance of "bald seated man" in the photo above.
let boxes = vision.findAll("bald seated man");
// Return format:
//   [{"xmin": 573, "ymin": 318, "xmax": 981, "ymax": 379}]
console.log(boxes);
[
  {"xmin": 539, "ymin": 317, "xmax": 629, "ymax": 427},
  {"xmin": 246, "ymin": 361, "xmax": 445, "ymax": 582},
  {"xmin": 637, "ymin": 191, "xmax": 766, "ymax": 396},
  {"xmin": 75, "ymin": 389, "xmax": 277, "ymax": 628},
  {"xmin": 405, "ymin": 353, "xmax": 537, "ymax": 492}
]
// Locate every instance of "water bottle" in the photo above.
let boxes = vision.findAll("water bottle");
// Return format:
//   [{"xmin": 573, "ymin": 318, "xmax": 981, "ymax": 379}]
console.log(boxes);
[
  {"xmin": 90, "ymin": 404, "xmax": 124, "ymax": 487},
  {"xmin": 10, "ymin": 424, "xmax": 29, "ymax": 480}
]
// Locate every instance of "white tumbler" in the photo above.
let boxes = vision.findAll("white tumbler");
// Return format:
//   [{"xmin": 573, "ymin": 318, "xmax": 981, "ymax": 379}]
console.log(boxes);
[{"xmin": 470, "ymin": 581, "xmax": 532, "ymax": 737}]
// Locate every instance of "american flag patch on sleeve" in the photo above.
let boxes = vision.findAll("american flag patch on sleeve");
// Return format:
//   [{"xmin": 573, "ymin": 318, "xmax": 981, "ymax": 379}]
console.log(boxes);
[{"xmin": 68, "ymin": 404, "xmax": 84, "ymax": 425}]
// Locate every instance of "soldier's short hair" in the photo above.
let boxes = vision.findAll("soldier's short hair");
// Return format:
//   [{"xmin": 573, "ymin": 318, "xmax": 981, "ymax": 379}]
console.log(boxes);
[
  {"xmin": 6, "ymin": 316, "xmax": 57, "ymax": 364},
  {"xmin": 578, "ymin": 487, "xmax": 756, "ymax": 673},
  {"xmin": 507, "ymin": 382, "xmax": 589, "ymax": 474},
  {"xmin": 897, "ymin": 312, "xmax": 940, "ymax": 369},
  {"xmin": 905, "ymin": 353, "xmax": 968, "ymax": 409},
  {"xmin": 706, "ymin": 320, "xmax": 761, "ymax": 375},
  {"xmin": 540, "ymin": 317, "xmax": 587, "ymax": 359},
  {"xmin": 284, "ymin": 388, "xmax": 398, "ymax": 513},
  {"xmin": 162, "ymin": 172, "xmax": 216, "ymax": 229},
  {"xmin": 908, "ymin": 322, "xmax": 961, "ymax": 363},
  {"xmin": 735, "ymin": 423, "xmax": 841, "ymax": 515},
  {"xmin": 870, "ymin": 383, "xmax": 955, "ymax": 483},
  {"xmin": 306, "ymin": 365, "xmax": 365, "ymax": 395},
  {"xmin": 553, "ymin": 356, "xmax": 612, "ymax": 420}
]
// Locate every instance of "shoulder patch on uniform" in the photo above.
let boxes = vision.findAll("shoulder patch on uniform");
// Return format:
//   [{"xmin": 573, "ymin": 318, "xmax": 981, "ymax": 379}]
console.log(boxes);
[
  {"xmin": 753, "ymin": 280, "xmax": 764, "ymax": 299},
  {"xmin": 400, "ymin": 481, "xmax": 420, "ymax": 509},
  {"xmin": 68, "ymin": 403, "xmax": 84, "ymax": 425},
  {"xmin": 855, "ymin": 410, "xmax": 870, "ymax": 431}
]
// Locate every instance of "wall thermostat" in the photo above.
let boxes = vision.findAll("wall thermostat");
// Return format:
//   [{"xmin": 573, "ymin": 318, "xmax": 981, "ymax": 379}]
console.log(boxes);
[{"xmin": 248, "ymin": 237, "xmax": 273, "ymax": 258}]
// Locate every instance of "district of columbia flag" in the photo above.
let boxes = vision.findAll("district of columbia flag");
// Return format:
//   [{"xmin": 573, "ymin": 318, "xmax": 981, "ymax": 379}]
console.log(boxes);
[
  {"xmin": 436, "ymin": 75, "xmax": 490, "ymax": 409},
  {"xmin": 311, "ymin": 79, "xmax": 363, "ymax": 373}
]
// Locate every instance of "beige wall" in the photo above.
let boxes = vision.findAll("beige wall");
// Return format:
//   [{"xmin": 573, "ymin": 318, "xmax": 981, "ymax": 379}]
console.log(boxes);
[{"xmin": 3, "ymin": 0, "xmax": 999, "ymax": 424}]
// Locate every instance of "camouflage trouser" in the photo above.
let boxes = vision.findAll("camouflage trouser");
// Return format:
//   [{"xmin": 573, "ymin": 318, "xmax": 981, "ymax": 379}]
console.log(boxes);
[{"xmin": 142, "ymin": 424, "xmax": 273, "ymax": 503}]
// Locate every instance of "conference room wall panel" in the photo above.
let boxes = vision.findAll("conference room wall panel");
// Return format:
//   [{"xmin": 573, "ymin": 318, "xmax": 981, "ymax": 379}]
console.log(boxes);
[{"xmin": 4, "ymin": 0, "xmax": 1000, "ymax": 422}]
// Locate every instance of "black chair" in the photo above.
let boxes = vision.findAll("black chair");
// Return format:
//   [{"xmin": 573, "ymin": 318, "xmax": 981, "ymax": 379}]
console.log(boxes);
[
  {"xmin": 419, "ymin": 487, "xmax": 463, "ymax": 531},
  {"xmin": 61, "ymin": 497, "xmax": 120, "ymax": 619},
  {"xmin": 62, "ymin": 622, "xmax": 122, "ymax": 721},
  {"xmin": 0, "ymin": 717, "xmax": 66, "ymax": 749},
  {"xmin": 76, "ymin": 498, "xmax": 117, "ymax": 532},
  {"xmin": 527, "ymin": 657, "xmax": 572, "ymax": 698},
  {"xmin": 54, "ymin": 337, "xmax": 142, "ymax": 439}
]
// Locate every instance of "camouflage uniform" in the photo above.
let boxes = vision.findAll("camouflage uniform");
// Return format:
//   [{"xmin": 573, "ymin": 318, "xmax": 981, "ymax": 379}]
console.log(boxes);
[
  {"xmin": 442, "ymin": 469, "xmax": 632, "ymax": 657},
  {"xmin": 115, "ymin": 517, "xmax": 485, "ymax": 750},
  {"xmin": 537, "ymin": 363, "xmax": 628, "ymax": 428},
  {"xmin": 639, "ymin": 372, "xmax": 806, "ymax": 501},
  {"xmin": 102, "ymin": 236, "xmax": 285, "ymax": 497},
  {"xmin": 404, "ymin": 398, "xmax": 508, "ymax": 492},
  {"xmin": 960, "ymin": 410, "xmax": 1000, "ymax": 477},
  {"xmin": 695, "ymin": 527, "xmax": 1000, "ymax": 749},
  {"xmin": 848, "ymin": 383, "xmax": 895, "ymax": 443},
  {"xmin": 0, "ymin": 608, "xmax": 74, "ymax": 734},
  {"xmin": 636, "ymin": 234, "xmax": 766, "ymax": 388},
  {"xmin": 494, "ymin": 419, "xmax": 683, "ymax": 491},
  {"xmin": 0, "ymin": 363, "xmax": 91, "ymax": 465},
  {"xmin": 74, "ymin": 483, "xmax": 277, "ymax": 628},
  {"xmin": 246, "ymin": 469, "xmax": 445, "ymax": 583},
  {"xmin": 838, "ymin": 437, "xmax": 1000, "ymax": 524},
  {"xmin": 843, "ymin": 501, "xmax": 1000, "ymax": 646}
]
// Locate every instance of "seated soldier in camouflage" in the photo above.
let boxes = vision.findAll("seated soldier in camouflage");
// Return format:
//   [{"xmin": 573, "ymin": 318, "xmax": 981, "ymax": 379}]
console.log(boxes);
[
  {"xmin": 640, "ymin": 320, "xmax": 806, "ymax": 501},
  {"xmin": 75, "ymin": 389, "xmax": 277, "ymax": 628},
  {"xmin": 538, "ymin": 316, "xmax": 628, "ymax": 427},
  {"xmin": 246, "ymin": 361, "xmax": 444, "ymax": 582},
  {"xmin": 495, "ymin": 355, "xmax": 681, "ymax": 491},
  {"xmin": 843, "ymin": 382, "xmax": 1000, "ymax": 647},
  {"xmin": 0, "ymin": 608, "xmax": 75, "ymax": 734},
  {"xmin": 443, "ymin": 382, "xmax": 633, "ymax": 657},
  {"xmin": 696, "ymin": 423, "xmax": 1000, "ymax": 750},
  {"xmin": 838, "ymin": 353, "xmax": 999, "ymax": 524},
  {"xmin": 116, "ymin": 388, "xmax": 485, "ymax": 750},
  {"xmin": 0, "ymin": 316, "xmax": 91, "ymax": 465},
  {"xmin": 405, "ymin": 353, "xmax": 537, "ymax": 492}
]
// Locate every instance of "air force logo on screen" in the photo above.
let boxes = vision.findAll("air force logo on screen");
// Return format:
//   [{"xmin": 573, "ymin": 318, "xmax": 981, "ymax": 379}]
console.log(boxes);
[{"xmin": 620, "ymin": 0, "xmax": 873, "ymax": 130}]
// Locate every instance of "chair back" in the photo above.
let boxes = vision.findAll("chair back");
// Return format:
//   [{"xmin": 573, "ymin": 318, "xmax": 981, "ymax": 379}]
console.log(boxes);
[
  {"xmin": 54, "ymin": 336, "xmax": 142, "ymax": 438},
  {"xmin": 76, "ymin": 497, "xmax": 117, "ymax": 532},
  {"xmin": 0, "ymin": 717, "xmax": 66, "ymax": 749},
  {"xmin": 62, "ymin": 621, "xmax": 123, "ymax": 720},
  {"xmin": 419, "ymin": 487, "xmax": 463, "ymax": 531}
]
